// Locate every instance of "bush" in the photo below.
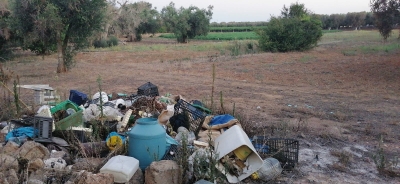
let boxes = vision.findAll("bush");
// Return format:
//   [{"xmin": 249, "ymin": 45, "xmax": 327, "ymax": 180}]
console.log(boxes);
[
  {"xmin": 257, "ymin": 17, "xmax": 322, "ymax": 52},
  {"xmin": 93, "ymin": 39, "xmax": 108, "ymax": 48},
  {"xmin": 107, "ymin": 36, "xmax": 119, "ymax": 47},
  {"xmin": 135, "ymin": 34, "xmax": 142, "ymax": 42}
]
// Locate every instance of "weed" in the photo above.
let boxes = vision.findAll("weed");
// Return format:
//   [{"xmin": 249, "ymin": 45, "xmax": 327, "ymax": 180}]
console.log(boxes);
[
  {"xmin": 373, "ymin": 136, "xmax": 387, "ymax": 171},
  {"xmin": 210, "ymin": 64, "xmax": 215, "ymax": 111},
  {"xmin": 229, "ymin": 41, "xmax": 241, "ymax": 56},
  {"xmin": 342, "ymin": 50, "xmax": 357, "ymax": 56},
  {"xmin": 330, "ymin": 150, "xmax": 352, "ymax": 166},
  {"xmin": 299, "ymin": 55, "xmax": 314, "ymax": 63}
]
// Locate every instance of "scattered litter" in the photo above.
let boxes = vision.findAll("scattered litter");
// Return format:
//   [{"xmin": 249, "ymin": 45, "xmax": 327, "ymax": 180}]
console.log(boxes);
[
  {"xmin": 106, "ymin": 132, "xmax": 126, "ymax": 150},
  {"xmin": 257, "ymin": 158, "xmax": 282, "ymax": 182},
  {"xmin": 214, "ymin": 125, "xmax": 263, "ymax": 183},
  {"xmin": 44, "ymin": 157, "xmax": 67, "ymax": 170}
]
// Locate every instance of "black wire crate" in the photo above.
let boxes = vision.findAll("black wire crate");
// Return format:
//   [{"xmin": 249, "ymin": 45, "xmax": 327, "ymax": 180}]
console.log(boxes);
[
  {"xmin": 252, "ymin": 136, "xmax": 299, "ymax": 170},
  {"xmin": 137, "ymin": 82, "xmax": 159, "ymax": 97},
  {"xmin": 170, "ymin": 99, "xmax": 207, "ymax": 139}
]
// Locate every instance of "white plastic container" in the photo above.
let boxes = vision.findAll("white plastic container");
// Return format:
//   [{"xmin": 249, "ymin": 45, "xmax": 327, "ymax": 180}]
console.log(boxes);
[
  {"xmin": 213, "ymin": 125, "xmax": 263, "ymax": 183},
  {"xmin": 258, "ymin": 158, "xmax": 282, "ymax": 181},
  {"xmin": 100, "ymin": 155, "xmax": 139, "ymax": 183}
]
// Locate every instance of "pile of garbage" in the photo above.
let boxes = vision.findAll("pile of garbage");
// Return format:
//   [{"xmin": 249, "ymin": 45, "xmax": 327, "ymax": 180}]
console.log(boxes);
[{"xmin": 0, "ymin": 82, "xmax": 299, "ymax": 184}]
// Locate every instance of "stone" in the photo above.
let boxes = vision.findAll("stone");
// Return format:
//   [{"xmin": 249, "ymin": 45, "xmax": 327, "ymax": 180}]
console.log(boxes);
[
  {"xmin": 128, "ymin": 168, "xmax": 144, "ymax": 184},
  {"xmin": 62, "ymin": 170, "xmax": 86, "ymax": 183},
  {"xmin": 0, "ymin": 172, "xmax": 10, "ymax": 184},
  {"xmin": 27, "ymin": 179, "xmax": 45, "ymax": 184},
  {"xmin": 50, "ymin": 150, "xmax": 66, "ymax": 158},
  {"xmin": 0, "ymin": 153, "xmax": 19, "ymax": 172},
  {"xmin": 76, "ymin": 171, "xmax": 114, "ymax": 184},
  {"xmin": 72, "ymin": 157, "xmax": 105, "ymax": 172},
  {"xmin": 0, "ymin": 132, "xmax": 5, "ymax": 143},
  {"xmin": 145, "ymin": 160, "xmax": 182, "ymax": 184},
  {"xmin": 1, "ymin": 141, "xmax": 20, "ymax": 156},
  {"xmin": 28, "ymin": 158, "xmax": 45, "ymax": 172},
  {"xmin": 6, "ymin": 169, "xmax": 19, "ymax": 184},
  {"xmin": 17, "ymin": 141, "xmax": 50, "ymax": 161}
]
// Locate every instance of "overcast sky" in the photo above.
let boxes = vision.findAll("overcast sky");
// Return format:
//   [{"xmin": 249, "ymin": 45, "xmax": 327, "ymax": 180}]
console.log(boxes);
[{"xmin": 132, "ymin": 0, "xmax": 371, "ymax": 22}]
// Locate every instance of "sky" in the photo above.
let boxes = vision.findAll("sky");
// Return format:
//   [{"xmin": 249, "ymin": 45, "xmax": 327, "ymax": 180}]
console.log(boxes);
[{"xmin": 129, "ymin": 0, "xmax": 371, "ymax": 22}]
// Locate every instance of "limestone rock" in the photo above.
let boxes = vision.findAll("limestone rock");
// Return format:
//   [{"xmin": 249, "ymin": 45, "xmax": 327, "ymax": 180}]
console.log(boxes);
[
  {"xmin": 128, "ymin": 168, "xmax": 144, "ymax": 184},
  {"xmin": 145, "ymin": 160, "xmax": 182, "ymax": 184},
  {"xmin": 77, "ymin": 171, "xmax": 114, "ymax": 184},
  {"xmin": 1, "ymin": 141, "xmax": 20, "ymax": 156},
  {"xmin": 72, "ymin": 157, "xmax": 105, "ymax": 172},
  {"xmin": 17, "ymin": 141, "xmax": 50, "ymax": 160},
  {"xmin": 50, "ymin": 150, "xmax": 66, "ymax": 158},
  {"xmin": 6, "ymin": 169, "xmax": 19, "ymax": 184},
  {"xmin": 28, "ymin": 158, "xmax": 45, "ymax": 172},
  {"xmin": 27, "ymin": 179, "xmax": 45, "ymax": 184},
  {"xmin": 0, "ymin": 172, "xmax": 10, "ymax": 184},
  {"xmin": 0, "ymin": 153, "xmax": 19, "ymax": 171}
]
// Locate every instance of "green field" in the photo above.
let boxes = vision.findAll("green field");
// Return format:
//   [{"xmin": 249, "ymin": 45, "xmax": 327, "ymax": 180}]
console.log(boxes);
[
  {"xmin": 159, "ymin": 30, "xmax": 342, "ymax": 41},
  {"xmin": 209, "ymin": 26, "xmax": 267, "ymax": 32},
  {"xmin": 159, "ymin": 32, "xmax": 259, "ymax": 40}
]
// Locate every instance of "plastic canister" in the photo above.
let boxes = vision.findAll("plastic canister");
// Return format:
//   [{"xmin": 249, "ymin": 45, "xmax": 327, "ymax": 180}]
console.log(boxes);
[
  {"xmin": 100, "ymin": 155, "xmax": 139, "ymax": 183},
  {"xmin": 128, "ymin": 118, "xmax": 166, "ymax": 170},
  {"xmin": 258, "ymin": 158, "xmax": 283, "ymax": 181}
]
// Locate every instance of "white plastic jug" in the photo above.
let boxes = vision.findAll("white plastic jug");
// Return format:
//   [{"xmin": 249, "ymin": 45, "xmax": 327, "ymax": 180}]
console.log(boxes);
[{"xmin": 100, "ymin": 155, "xmax": 139, "ymax": 183}]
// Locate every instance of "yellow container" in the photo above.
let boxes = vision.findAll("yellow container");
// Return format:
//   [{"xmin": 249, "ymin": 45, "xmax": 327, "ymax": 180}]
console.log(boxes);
[{"xmin": 233, "ymin": 145, "xmax": 252, "ymax": 161}]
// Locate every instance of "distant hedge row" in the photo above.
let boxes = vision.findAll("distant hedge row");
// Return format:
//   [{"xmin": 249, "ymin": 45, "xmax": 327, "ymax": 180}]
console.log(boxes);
[{"xmin": 209, "ymin": 26, "xmax": 267, "ymax": 32}]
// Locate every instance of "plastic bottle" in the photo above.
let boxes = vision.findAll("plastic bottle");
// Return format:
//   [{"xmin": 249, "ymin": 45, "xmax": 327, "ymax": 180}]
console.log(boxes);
[{"xmin": 258, "ymin": 158, "xmax": 283, "ymax": 181}]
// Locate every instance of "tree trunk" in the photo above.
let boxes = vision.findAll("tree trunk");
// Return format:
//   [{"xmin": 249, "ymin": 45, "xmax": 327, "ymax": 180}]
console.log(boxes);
[
  {"xmin": 101, "ymin": 23, "xmax": 110, "ymax": 40},
  {"xmin": 56, "ymin": 32, "xmax": 66, "ymax": 73}
]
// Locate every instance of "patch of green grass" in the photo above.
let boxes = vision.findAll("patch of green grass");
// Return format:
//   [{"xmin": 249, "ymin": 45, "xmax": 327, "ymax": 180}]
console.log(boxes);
[
  {"xmin": 209, "ymin": 26, "xmax": 267, "ymax": 32},
  {"xmin": 342, "ymin": 50, "xmax": 357, "ymax": 56},
  {"xmin": 319, "ymin": 30, "xmax": 387, "ymax": 45},
  {"xmin": 322, "ymin": 30, "xmax": 343, "ymax": 33},
  {"xmin": 359, "ymin": 42, "xmax": 400, "ymax": 53},
  {"xmin": 299, "ymin": 55, "xmax": 315, "ymax": 63},
  {"xmin": 159, "ymin": 32, "xmax": 259, "ymax": 41}
]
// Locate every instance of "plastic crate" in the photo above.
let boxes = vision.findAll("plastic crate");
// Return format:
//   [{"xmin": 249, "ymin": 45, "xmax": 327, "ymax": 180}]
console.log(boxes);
[
  {"xmin": 171, "ymin": 99, "xmax": 207, "ymax": 139},
  {"xmin": 252, "ymin": 136, "xmax": 299, "ymax": 170},
  {"xmin": 50, "ymin": 100, "xmax": 80, "ymax": 114},
  {"xmin": 137, "ymin": 82, "xmax": 159, "ymax": 97},
  {"xmin": 50, "ymin": 100, "xmax": 83, "ymax": 130},
  {"xmin": 33, "ymin": 116, "xmax": 53, "ymax": 141}
]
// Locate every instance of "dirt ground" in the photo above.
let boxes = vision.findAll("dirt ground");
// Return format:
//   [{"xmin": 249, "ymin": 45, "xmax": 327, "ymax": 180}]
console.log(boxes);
[{"xmin": 1, "ymin": 35, "xmax": 400, "ymax": 183}]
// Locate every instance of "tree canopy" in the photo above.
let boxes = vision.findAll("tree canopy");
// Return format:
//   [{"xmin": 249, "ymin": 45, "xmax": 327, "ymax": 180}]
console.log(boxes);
[
  {"xmin": 370, "ymin": 0, "xmax": 400, "ymax": 40},
  {"xmin": 161, "ymin": 2, "xmax": 213, "ymax": 43},
  {"xmin": 9, "ymin": 0, "xmax": 107, "ymax": 73},
  {"xmin": 257, "ymin": 3, "xmax": 322, "ymax": 52},
  {"xmin": 114, "ymin": 1, "xmax": 160, "ymax": 42}
]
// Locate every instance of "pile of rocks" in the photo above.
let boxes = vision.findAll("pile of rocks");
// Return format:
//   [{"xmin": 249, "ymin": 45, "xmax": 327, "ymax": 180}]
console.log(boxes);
[{"xmin": 0, "ymin": 139, "xmax": 184, "ymax": 184}]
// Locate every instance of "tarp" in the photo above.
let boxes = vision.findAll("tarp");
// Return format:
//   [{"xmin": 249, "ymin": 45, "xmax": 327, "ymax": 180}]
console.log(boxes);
[{"xmin": 5, "ymin": 127, "xmax": 38, "ymax": 141}]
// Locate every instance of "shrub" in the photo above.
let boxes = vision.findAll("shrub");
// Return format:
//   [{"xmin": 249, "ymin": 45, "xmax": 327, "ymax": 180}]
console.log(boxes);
[
  {"xmin": 107, "ymin": 36, "xmax": 119, "ymax": 47},
  {"xmin": 135, "ymin": 34, "xmax": 142, "ymax": 42},
  {"xmin": 257, "ymin": 17, "xmax": 322, "ymax": 52},
  {"xmin": 93, "ymin": 39, "xmax": 109, "ymax": 48}
]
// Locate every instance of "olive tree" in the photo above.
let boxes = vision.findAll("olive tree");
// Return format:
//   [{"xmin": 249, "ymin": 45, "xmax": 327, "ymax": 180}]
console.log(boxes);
[
  {"xmin": 161, "ymin": 2, "xmax": 213, "ymax": 43},
  {"xmin": 9, "ymin": 0, "xmax": 107, "ymax": 73},
  {"xmin": 370, "ymin": 0, "xmax": 400, "ymax": 40},
  {"xmin": 257, "ymin": 3, "xmax": 322, "ymax": 52},
  {"xmin": 114, "ymin": 1, "xmax": 160, "ymax": 42}
]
